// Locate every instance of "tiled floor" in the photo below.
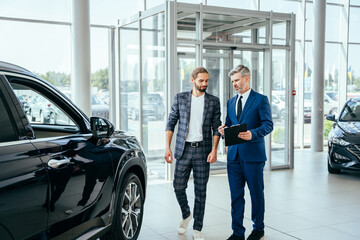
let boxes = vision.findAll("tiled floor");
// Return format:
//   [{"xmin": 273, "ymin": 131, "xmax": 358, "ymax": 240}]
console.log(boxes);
[{"xmin": 139, "ymin": 149, "xmax": 360, "ymax": 240}]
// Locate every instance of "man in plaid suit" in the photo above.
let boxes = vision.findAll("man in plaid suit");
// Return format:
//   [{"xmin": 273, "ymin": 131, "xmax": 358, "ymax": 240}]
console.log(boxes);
[{"xmin": 165, "ymin": 67, "xmax": 222, "ymax": 240}]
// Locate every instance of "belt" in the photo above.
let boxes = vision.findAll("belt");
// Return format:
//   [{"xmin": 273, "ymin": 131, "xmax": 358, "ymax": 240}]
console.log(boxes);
[{"xmin": 185, "ymin": 141, "xmax": 203, "ymax": 147}]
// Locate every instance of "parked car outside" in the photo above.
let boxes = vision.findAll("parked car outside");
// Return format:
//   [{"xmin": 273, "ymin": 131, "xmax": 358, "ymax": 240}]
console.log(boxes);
[
  {"xmin": 17, "ymin": 95, "xmax": 29, "ymax": 114},
  {"xmin": 92, "ymin": 94, "xmax": 109, "ymax": 119},
  {"xmin": 0, "ymin": 61, "xmax": 147, "ymax": 240},
  {"xmin": 126, "ymin": 92, "xmax": 165, "ymax": 121},
  {"xmin": 303, "ymin": 92, "xmax": 338, "ymax": 123},
  {"xmin": 326, "ymin": 98, "xmax": 360, "ymax": 174},
  {"xmin": 62, "ymin": 91, "xmax": 110, "ymax": 121},
  {"xmin": 326, "ymin": 91, "xmax": 338, "ymax": 101},
  {"xmin": 98, "ymin": 89, "xmax": 109, "ymax": 105},
  {"xmin": 272, "ymin": 93, "xmax": 285, "ymax": 119},
  {"xmin": 304, "ymin": 92, "xmax": 338, "ymax": 115}
]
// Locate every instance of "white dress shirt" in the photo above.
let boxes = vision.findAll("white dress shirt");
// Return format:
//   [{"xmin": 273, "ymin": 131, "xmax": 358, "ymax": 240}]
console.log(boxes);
[{"xmin": 235, "ymin": 89, "xmax": 252, "ymax": 116}]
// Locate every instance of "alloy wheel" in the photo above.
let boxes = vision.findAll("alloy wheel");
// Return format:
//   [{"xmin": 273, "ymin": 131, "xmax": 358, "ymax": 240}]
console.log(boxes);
[{"xmin": 121, "ymin": 182, "xmax": 141, "ymax": 238}]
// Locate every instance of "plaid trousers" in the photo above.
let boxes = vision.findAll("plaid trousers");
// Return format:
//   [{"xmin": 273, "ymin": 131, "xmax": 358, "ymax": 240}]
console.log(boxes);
[{"xmin": 173, "ymin": 141, "xmax": 210, "ymax": 231}]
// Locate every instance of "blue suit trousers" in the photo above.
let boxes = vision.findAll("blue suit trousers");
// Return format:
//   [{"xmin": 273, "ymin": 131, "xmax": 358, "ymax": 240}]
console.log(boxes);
[{"xmin": 227, "ymin": 156, "xmax": 265, "ymax": 237}]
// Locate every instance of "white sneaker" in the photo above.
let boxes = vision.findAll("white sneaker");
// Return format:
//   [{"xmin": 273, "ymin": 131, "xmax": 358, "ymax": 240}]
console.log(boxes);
[
  {"xmin": 177, "ymin": 212, "xmax": 192, "ymax": 234},
  {"xmin": 193, "ymin": 230, "xmax": 205, "ymax": 240}
]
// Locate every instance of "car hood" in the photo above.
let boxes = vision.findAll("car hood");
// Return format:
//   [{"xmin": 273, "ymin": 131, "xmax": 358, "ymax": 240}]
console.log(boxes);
[{"xmin": 336, "ymin": 121, "xmax": 360, "ymax": 144}]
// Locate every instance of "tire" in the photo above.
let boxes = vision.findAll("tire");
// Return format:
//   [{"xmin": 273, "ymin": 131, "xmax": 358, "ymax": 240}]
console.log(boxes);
[
  {"xmin": 102, "ymin": 173, "xmax": 144, "ymax": 240},
  {"xmin": 328, "ymin": 157, "xmax": 341, "ymax": 174}
]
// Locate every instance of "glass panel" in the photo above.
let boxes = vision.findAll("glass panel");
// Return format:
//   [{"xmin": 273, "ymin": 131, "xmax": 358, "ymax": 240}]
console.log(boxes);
[
  {"xmin": 0, "ymin": 21, "xmax": 71, "ymax": 86},
  {"xmin": 327, "ymin": 0, "xmax": 344, "ymax": 4},
  {"xmin": 294, "ymin": 40, "xmax": 301, "ymax": 147},
  {"xmin": 351, "ymin": 0, "xmax": 360, "ymax": 6},
  {"xmin": 349, "ymin": 7, "xmax": 360, "ymax": 43},
  {"xmin": 91, "ymin": 27, "xmax": 109, "ymax": 119},
  {"xmin": 178, "ymin": 47, "xmax": 196, "ymax": 92},
  {"xmin": 305, "ymin": 2, "xmax": 313, "ymax": 41},
  {"xmin": 202, "ymin": 49, "xmax": 230, "ymax": 97},
  {"xmin": 11, "ymin": 83, "xmax": 77, "ymax": 127},
  {"xmin": 233, "ymin": 51, "xmax": 264, "ymax": 94},
  {"xmin": 271, "ymin": 49, "xmax": 288, "ymax": 167},
  {"xmin": 260, "ymin": 0, "xmax": 299, "ymax": 13},
  {"xmin": 120, "ymin": 22, "xmax": 140, "ymax": 140},
  {"xmin": 272, "ymin": 20, "xmax": 287, "ymax": 45},
  {"xmin": 146, "ymin": 0, "xmax": 164, "ymax": 9},
  {"xmin": 91, "ymin": 0, "xmax": 138, "ymax": 24},
  {"xmin": 202, "ymin": 48, "xmax": 231, "ymax": 170},
  {"xmin": 176, "ymin": 0, "xmax": 199, "ymax": 3},
  {"xmin": 0, "ymin": 0, "xmax": 71, "ymax": 21},
  {"xmin": 261, "ymin": 0, "xmax": 301, "ymax": 41},
  {"xmin": 324, "ymin": 43, "xmax": 340, "ymax": 117},
  {"xmin": 347, "ymin": 44, "xmax": 360, "ymax": 98},
  {"xmin": 326, "ymin": 5, "xmax": 342, "ymax": 42},
  {"xmin": 304, "ymin": 41, "xmax": 313, "ymax": 146},
  {"xmin": 177, "ymin": 10, "xmax": 197, "ymax": 41},
  {"xmin": 207, "ymin": 0, "xmax": 252, "ymax": 9},
  {"xmin": 141, "ymin": 13, "xmax": 166, "ymax": 176},
  {"xmin": 202, "ymin": 13, "xmax": 269, "ymax": 45},
  {"xmin": 258, "ymin": 26, "xmax": 267, "ymax": 45}
]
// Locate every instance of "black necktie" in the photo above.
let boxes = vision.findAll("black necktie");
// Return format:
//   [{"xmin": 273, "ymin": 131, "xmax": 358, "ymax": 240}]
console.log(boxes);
[{"xmin": 237, "ymin": 96, "xmax": 243, "ymax": 120}]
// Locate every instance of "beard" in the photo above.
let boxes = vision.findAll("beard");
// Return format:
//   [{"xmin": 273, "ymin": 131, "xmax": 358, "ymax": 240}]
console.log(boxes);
[{"xmin": 195, "ymin": 83, "xmax": 207, "ymax": 92}]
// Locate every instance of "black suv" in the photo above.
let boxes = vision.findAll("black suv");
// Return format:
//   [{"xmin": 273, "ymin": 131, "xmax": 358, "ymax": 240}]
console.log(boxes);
[{"xmin": 0, "ymin": 61, "xmax": 147, "ymax": 240}]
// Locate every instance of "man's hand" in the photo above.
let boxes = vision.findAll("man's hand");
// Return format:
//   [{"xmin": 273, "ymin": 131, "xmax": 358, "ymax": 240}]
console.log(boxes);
[
  {"xmin": 218, "ymin": 124, "xmax": 226, "ymax": 136},
  {"xmin": 238, "ymin": 130, "xmax": 252, "ymax": 141},
  {"xmin": 207, "ymin": 150, "xmax": 217, "ymax": 163},
  {"xmin": 164, "ymin": 148, "xmax": 173, "ymax": 164}
]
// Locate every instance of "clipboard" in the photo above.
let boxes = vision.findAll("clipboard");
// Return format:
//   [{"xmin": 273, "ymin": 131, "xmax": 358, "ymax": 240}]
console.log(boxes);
[{"xmin": 224, "ymin": 123, "xmax": 247, "ymax": 146}]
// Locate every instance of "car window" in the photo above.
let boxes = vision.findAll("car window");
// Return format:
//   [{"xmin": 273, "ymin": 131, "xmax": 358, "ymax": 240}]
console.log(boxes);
[
  {"xmin": 0, "ymin": 91, "xmax": 18, "ymax": 142},
  {"xmin": 340, "ymin": 101, "xmax": 360, "ymax": 121},
  {"xmin": 11, "ymin": 83, "xmax": 76, "ymax": 126}
]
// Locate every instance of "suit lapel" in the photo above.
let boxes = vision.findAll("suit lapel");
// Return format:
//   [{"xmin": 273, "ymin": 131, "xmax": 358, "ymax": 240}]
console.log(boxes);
[
  {"xmin": 186, "ymin": 90, "xmax": 192, "ymax": 127},
  {"xmin": 239, "ymin": 90, "xmax": 256, "ymax": 122},
  {"xmin": 202, "ymin": 92, "xmax": 209, "ymax": 126},
  {"xmin": 229, "ymin": 95, "xmax": 238, "ymax": 123}
]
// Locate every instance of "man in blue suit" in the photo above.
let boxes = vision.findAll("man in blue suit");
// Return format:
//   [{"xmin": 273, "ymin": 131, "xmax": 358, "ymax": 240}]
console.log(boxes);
[
  {"xmin": 165, "ymin": 67, "xmax": 222, "ymax": 240},
  {"xmin": 219, "ymin": 65, "xmax": 273, "ymax": 240}
]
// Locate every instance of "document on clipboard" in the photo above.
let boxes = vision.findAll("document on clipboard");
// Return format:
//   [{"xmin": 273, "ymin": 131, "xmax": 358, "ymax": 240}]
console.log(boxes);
[{"xmin": 224, "ymin": 123, "xmax": 247, "ymax": 146}]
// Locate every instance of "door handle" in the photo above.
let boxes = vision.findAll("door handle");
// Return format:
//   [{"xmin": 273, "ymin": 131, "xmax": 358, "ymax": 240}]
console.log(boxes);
[{"xmin": 48, "ymin": 158, "xmax": 71, "ymax": 168}]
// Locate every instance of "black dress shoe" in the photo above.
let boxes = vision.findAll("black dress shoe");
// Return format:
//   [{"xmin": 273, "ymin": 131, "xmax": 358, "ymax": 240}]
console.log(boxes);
[
  {"xmin": 246, "ymin": 230, "xmax": 264, "ymax": 240},
  {"xmin": 227, "ymin": 234, "xmax": 245, "ymax": 240}
]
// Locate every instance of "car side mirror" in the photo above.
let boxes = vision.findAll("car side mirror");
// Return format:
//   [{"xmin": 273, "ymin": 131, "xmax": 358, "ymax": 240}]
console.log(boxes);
[
  {"xmin": 326, "ymin": 114, "xmax": 336, "ymax": 122},
  {"xmin": 90, "ymin": 117, "xmax": 114, "ymax": 138}
]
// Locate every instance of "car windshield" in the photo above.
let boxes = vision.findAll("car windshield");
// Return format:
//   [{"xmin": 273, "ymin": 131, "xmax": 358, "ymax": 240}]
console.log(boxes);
[{"xmin": 339, "ymin": 101, "xmax": 360, "ymax": 121}]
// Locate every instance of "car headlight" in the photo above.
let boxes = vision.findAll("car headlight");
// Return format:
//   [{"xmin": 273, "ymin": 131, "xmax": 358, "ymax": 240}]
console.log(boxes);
[{"xmin": 331, "ymin": 137, "xmax": 350, "ymax": 146}]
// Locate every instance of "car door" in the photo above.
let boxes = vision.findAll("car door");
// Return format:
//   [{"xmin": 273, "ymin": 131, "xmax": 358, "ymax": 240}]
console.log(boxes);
[
  {"xmin": 8, "ymin": 75, "xmax": 114, "ymax": 239},
  {"xmin": 0, "ymin": 76, "xmax": 48, "ymax": 240}
]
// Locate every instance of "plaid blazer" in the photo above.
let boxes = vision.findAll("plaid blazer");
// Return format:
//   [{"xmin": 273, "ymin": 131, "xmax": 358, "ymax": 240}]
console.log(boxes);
[{"xmin": 166, "ymin": 90, "xmax": 222, "ymax": 159}]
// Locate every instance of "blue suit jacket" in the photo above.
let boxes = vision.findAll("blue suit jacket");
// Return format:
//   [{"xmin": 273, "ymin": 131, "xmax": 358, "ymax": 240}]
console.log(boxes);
[
  {"xmin": 166, "ymin": 90, "xmax": 222, "ymax": 160},
  {"xmin": 225, "ymin": 90, "xmax": 273, "ymax": 162}
]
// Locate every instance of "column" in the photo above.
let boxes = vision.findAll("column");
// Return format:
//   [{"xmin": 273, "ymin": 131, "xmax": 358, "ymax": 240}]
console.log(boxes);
[
  {"xmin": 311, "ymin": 0, "xmax": 326, "ymax": 151},
  {"xmin": 71, "ymin": 0, "xmax": 91, "ymax": 116}
]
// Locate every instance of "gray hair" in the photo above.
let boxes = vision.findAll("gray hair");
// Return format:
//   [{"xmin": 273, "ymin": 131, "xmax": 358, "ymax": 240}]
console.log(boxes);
[{"xmin": 228, "ymin": 64, "xmax": 251, "ymax": 77}]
